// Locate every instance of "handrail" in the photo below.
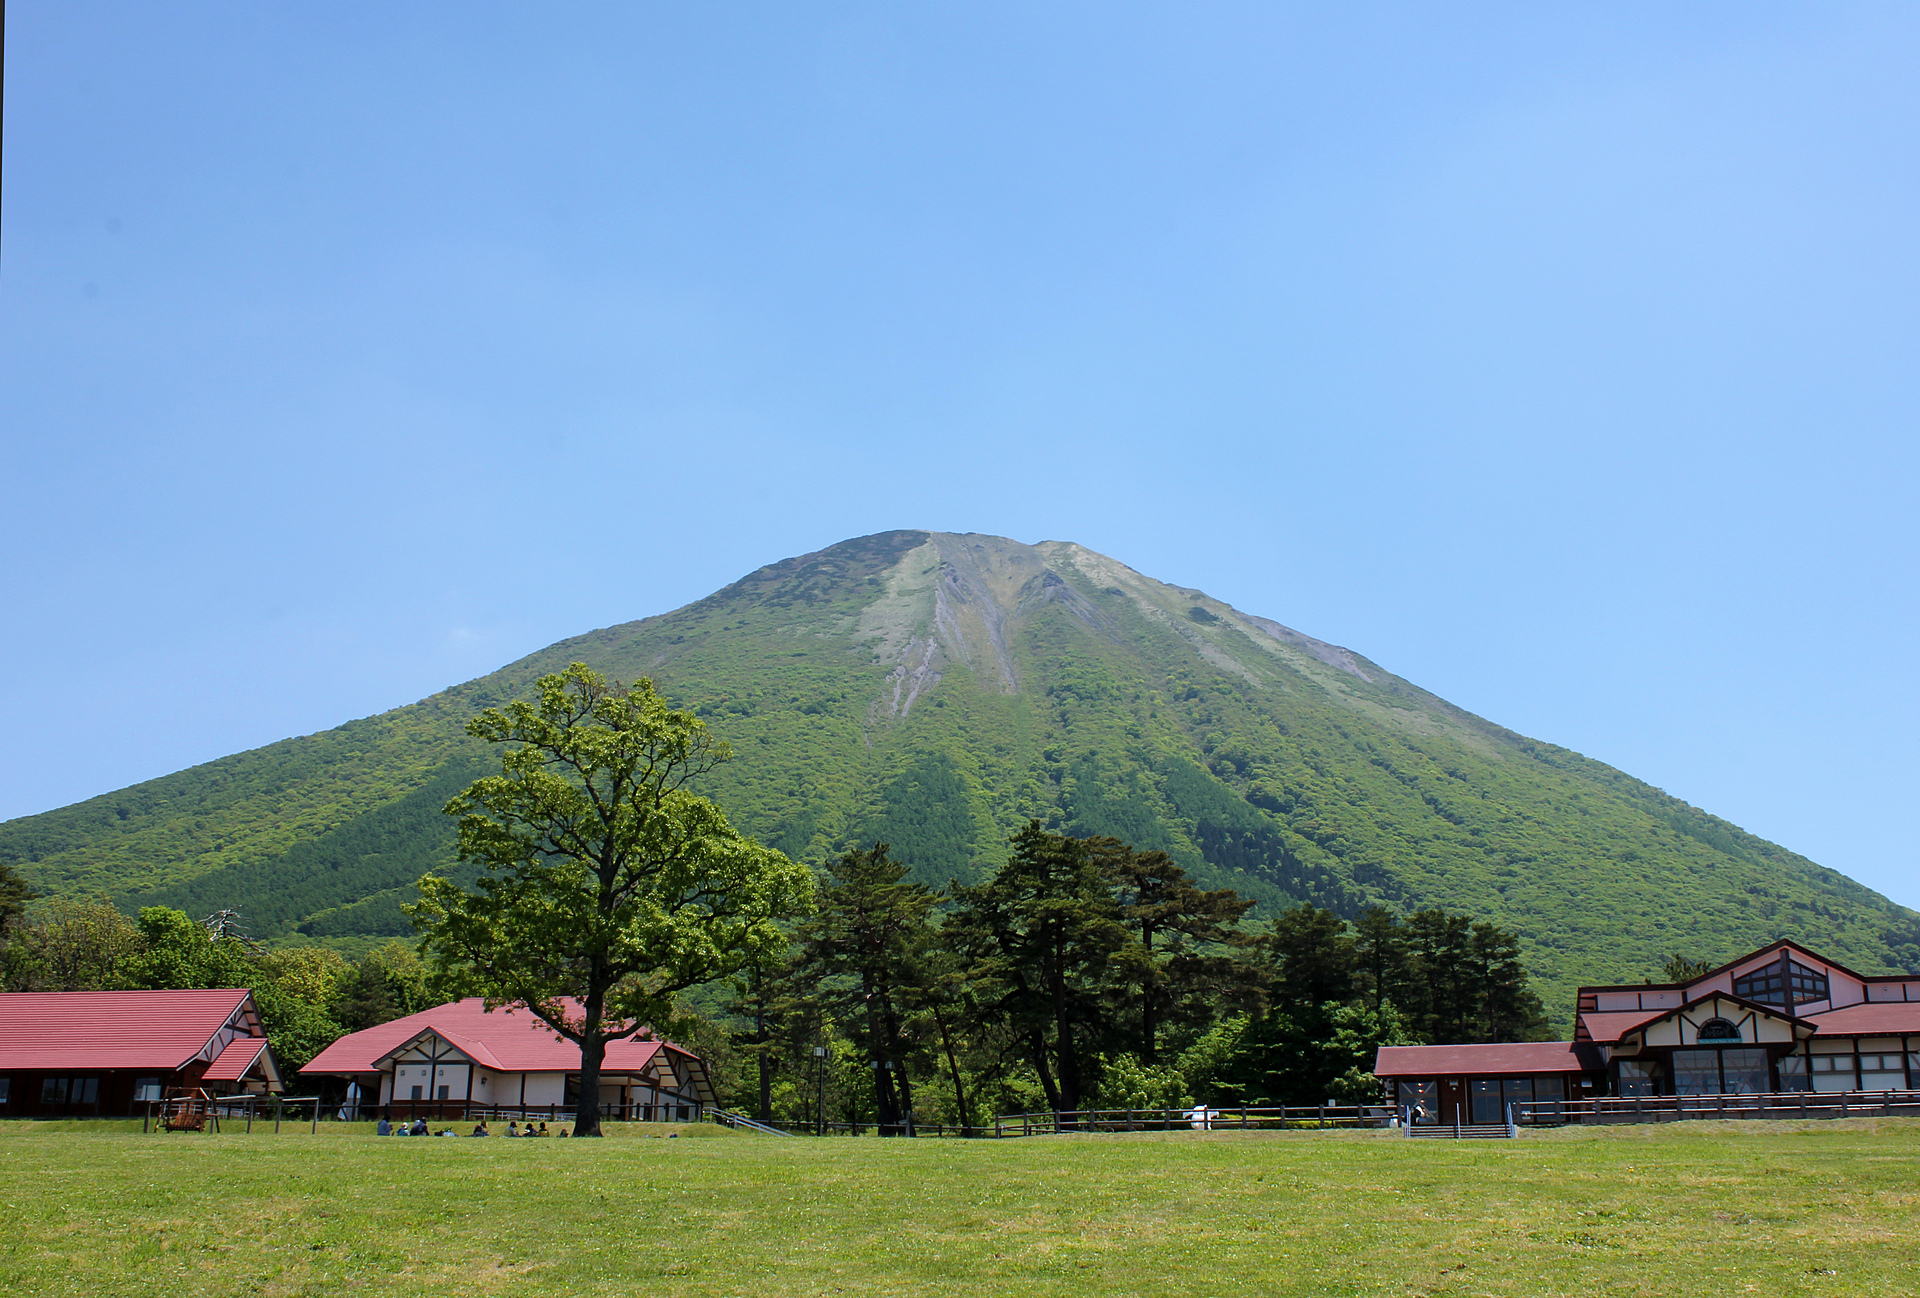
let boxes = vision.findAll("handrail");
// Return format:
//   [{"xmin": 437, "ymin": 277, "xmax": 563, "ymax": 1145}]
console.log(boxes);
[{"xmin": 710, "ymin": 1109, "xmax": 794, "ymax": 1136}]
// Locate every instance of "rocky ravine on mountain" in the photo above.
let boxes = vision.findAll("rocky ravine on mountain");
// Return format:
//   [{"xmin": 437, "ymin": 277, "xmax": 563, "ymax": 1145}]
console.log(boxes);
[{"xmin": 5, "ymin": 530, "xmax": 1915, "ymax": 1024}]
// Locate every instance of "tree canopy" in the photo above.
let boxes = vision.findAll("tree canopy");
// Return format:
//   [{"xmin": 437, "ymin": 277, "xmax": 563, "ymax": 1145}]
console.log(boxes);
[{"xmin": 408, "ymin": 662, "xmax": 812, "ymax": 1136}]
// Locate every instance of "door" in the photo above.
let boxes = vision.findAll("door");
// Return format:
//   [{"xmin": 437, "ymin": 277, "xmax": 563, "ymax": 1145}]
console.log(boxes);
[{"xmin": 1439, "ymin": 1078, "xmax": 1465, "ymax": 1124}]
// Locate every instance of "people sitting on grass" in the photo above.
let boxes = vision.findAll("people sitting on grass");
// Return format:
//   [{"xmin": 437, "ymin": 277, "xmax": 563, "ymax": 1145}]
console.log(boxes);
[
  {"xmin": 537, "ymin": 1122, "xmax": 549, "ymax": 1137},
  {"xmin": 409, "ymin": 1118, "xmax": 430, "ymax": 1136},
  {"xmin": 376, "ymin": 1117, "xmax": 392, "ymax": 1136},
  {"xmin": 507, "ymin": 1120, "xmax": 521, "ymax": 1137},
  {"xmin": 470, "ymin": 1120, "xmax": 489, "ymax": 1137}
]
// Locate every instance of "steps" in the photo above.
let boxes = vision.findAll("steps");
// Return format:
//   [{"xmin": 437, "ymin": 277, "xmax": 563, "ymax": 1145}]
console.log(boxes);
[{"xmin": 1406, "ymin": 1123, "xmax": 1516, "ymax": 1140}]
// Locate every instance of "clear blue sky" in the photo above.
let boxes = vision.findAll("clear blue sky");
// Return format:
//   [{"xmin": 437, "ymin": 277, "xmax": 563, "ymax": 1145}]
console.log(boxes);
[{"xmin": 4, "ymin": 4, "xmax": 1916, "ymax": 909}]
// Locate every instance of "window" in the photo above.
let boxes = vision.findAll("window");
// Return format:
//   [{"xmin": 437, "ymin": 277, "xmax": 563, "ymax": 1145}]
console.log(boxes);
[
  {"xmin": 1396, "ymin": 1081, "xmax": 1437, "ymax": 1123},
  {"xmin": 1617, "ymin": 1059, "xmax": 1659, "ymax": 1097},
  {"xmin": 1734, "ymin": 960, "xmax": 1829, "ymax": 1006},
  {"xmin": 1531, "ymin": 1076, "xmax": 1566, "ymax": 1121},
  {"xmin": 1671, "ymin": 1050, "xmax": 1722, "ymax": 1097},
  {"xmin": 437, "ymin": 1085, "xmax": 450, "ymax": 1101},
  {"xmin": 0, "ymin": 1077, "xmax": 9, "ymax": 1106},
  {"xmin": 39, "ymin": 1078, "xmax": 99, "ymax": 1111},
  {"xmin": 133, "ymin": 1078, "xmax": 163, "ymax": 1103},
  {"xmin": 1469, "ymin": 1079, "xmax": 1503, "ymax": 1125},
  {"xmin": 1697, "ymin": 1018, "xmax": 1741, "ymax": 1042},
  {"xmin": 1860, "ymin": 1055, "xmax": 1906, "ymax": 1090},
  {"xmin": 410, "ymin": 1085, "xmax": 423, "ymax": 1101},
  {"xmin": 1777, "ymin": 1055, "xmax": 1811, "ymax": 1092},
  {"xmin": 1720, "ymin": 1048, "xmax": 1769, "ymax": 1095},
  {"xmin": 1810, "ymin": 1055, "xmax": 1855, "ymax": 1093},
  {"xmin": 1502, "ymin": 1077, "xmax": 1533, "ymax": 1118}
]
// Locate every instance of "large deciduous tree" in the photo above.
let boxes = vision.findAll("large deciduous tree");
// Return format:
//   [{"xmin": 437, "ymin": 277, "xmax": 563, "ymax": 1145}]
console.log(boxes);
[{"xmin": 408, "ymin": 663, "xmax": 812, "ymax": 1137}]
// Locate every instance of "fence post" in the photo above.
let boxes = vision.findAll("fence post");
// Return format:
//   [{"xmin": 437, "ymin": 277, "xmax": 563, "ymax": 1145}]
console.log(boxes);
[
  {"xmin": 274, "ymin": 1096, "xmax": 282, "ymax": 1134},
  {"xmin": 311, "ymin": 1101, "xmax": 318, "ymax": 1135}
]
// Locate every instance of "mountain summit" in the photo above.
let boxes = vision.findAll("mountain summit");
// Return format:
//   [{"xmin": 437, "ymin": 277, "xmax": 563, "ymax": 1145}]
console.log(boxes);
[{"xmin": 5, "ymin": 530, "xmax": 1914, "ymax": 1016}]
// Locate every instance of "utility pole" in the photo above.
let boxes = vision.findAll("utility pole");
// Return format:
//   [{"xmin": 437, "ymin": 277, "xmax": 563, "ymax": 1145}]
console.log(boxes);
[{"xmin": 813, "ymin": 1046, "xmax": 827, "ymax": 1136}]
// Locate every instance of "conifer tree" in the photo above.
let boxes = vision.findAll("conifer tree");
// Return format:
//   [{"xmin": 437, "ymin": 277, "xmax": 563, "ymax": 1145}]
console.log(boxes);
[
  {"xmin": 945, "ymin": 823, "xmax": 1128, "ymax": 1113},
  {"xmin": 798, "ymin": 843, "xmax": 940, "ymax": 1134},
  {"xmin": 1095, "ymin": 839, "xmax": 1262, "ymax": 1062}
]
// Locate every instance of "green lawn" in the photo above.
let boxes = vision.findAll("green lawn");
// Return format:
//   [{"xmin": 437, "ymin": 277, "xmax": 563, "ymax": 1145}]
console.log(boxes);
[{"xmin": 1, "ymin": 1118, "xmax": 1915, "ymax": 1296}]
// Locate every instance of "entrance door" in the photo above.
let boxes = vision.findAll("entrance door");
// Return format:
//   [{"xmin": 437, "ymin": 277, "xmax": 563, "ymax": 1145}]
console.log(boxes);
[{"xmin": 1439, "ymin": 1078, "xmax": 1465, "ymax": 1124}]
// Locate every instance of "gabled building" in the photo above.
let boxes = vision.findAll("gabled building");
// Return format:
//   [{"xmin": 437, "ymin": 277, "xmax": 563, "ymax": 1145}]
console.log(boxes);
[
  {"xmin": 301, "ymin": 997, "xmax": 714, "ymax": 1121},
  {"xmin": 0, "ymin": 989, "xmax": 284, "ymax": 1117},
  {"xmin": 1375, "ymin": 939, "xmax": 1920, "ymax": 1124},
  {"xmin": 1576, "ymin": 939, "xmax": 1920, "ymax": 1098}
]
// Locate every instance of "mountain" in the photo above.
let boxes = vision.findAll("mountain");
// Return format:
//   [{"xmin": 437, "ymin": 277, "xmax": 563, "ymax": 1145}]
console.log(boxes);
[{"xmin": 4, "ymin": 530, "xmax": 1915, "ymax": 1023}]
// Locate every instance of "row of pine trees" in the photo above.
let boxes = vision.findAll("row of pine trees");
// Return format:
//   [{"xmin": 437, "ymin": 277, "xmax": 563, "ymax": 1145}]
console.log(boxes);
[
  {"xmin": 710, "ymin": 823, "xmax": 1548, "ymax": 1129},
  {"xmin": 0, "ymin": 837, "xmax": 1549, "ymax": 1125}
]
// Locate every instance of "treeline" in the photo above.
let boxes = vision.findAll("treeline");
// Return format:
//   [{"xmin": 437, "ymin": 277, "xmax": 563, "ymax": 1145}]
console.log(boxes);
[
  {"xmin": 706, "ymin": 823, "xmax": 1549, "ymax": 1128},
  {"xmin": 0, "ymin": 866, "xmax": 434, "ymax": 1072},
  {"xmin": 0, "ymin": 832, "xmax": 1550, "ymax": 1123}
]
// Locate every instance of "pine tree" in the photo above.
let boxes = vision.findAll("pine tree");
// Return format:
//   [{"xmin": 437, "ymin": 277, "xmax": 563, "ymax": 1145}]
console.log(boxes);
[
  {"xmin": 798, "ymin": 843, "xmax": 940, "ymax": 1134},
  {"xmin": 1095, "ymin": 839, "xmax": 1262, "ymax": 1063},
  {"xmin": 944, "ymin": 823, "xmax": 1129, "ymax": 1113}
]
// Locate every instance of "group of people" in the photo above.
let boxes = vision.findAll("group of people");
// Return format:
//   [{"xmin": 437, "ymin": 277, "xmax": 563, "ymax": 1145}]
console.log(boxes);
[
  {"xmin": 470, "ymin": 1120, "xmax": 561, "ymax": 1138},
  {"xmin": 375, "ymin": 1116, "xmax": 568, "ymax": 1138}
]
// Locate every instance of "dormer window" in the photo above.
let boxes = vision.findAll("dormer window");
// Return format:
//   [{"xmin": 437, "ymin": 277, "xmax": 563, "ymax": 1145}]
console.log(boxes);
[
  {"xmin": 1734, "ymin": 958, "xmax": 1828, "ymax": 1006},
  {"xmin": 1697, "ymin": 1017, "xmax": 1741, "ymax": 1042}
]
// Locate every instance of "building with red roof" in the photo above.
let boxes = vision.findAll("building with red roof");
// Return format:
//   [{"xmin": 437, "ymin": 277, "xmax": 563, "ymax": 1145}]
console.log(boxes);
[
  {"xmin": 302, "ymin": 998, "xmax": 713, "ymax": 1122},
  {"xmin": 1374, "ymin": 939, "xmax": 1920, "ymax": 1124},
  {"xmin": 0, "ymin": 989, "xmax": 283, "ymax": 1118}
]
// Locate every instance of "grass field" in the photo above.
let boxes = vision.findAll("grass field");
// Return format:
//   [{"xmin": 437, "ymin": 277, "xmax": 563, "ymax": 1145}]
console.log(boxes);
[{"xmin": 1, "ymin": 1118, "xmax": 1915, "ymax": 1296}]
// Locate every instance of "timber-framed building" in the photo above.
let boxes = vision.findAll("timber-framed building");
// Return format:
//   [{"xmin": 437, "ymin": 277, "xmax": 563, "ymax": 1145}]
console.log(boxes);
[{"xmin": 1375, "ymin": 939, "xmax": 1920, "ymax": 1125}]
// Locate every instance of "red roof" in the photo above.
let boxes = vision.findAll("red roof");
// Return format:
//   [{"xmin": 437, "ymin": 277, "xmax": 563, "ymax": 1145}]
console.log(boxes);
[
  {"xmin": 1577, "ymin": 1008, "xmax": 1670, "ymax": 1044},
  {"xmin": 0, "ymin": 990, "xmax": 254, "ymax": 1071},
  {"xmin": 1805, "ymin": 1001, "xmax": 1920, "ymax": 1036},
  {"xmin": 201, "ymin": 1036, "xmax": 270, "ymax": 1083},
  {"xmin": 1373, "ymin": 1041, "xmax": 1604, "ymax": 1077},
  {"xmin": 303, "ymin": 998, "xmax": 681, "ymax": 1077}
]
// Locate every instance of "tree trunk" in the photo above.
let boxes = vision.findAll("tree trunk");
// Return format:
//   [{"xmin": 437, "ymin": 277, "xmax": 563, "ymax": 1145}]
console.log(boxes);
[
  {"xmin": 575, "ymin": 1031, "xmax": 607, "ymax": 1136},
  {"xmin": 933, "ymin": 1005, "xmax": 972, "ymax": 1134},
  {"xmin": 756, "ymin": 1003, "xmax": 772, "ymax": 1122},
  {"xmin": 1049, "ymin": 937, "xmax": 1080, "ymax": 1112},
  {"xmin": 862, "ymin": 975, "xmax": 902, "ymax": 1134},
  {"xmin": 1030, "ymin": 1030, "xmax": 1063, "ymax": 1112},
  {"xmin": 1140, "ymin": 924, "xmax": 1159, "ymax": 1064}
]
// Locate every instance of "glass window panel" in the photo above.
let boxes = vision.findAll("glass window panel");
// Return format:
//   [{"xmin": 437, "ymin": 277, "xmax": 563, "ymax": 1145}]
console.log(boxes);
[
  {"xmin": 1617, "ymin": 1059, "xmax": 1659, "ymax": 1097},
  {"xmin": 1720, "ymin": 1049, "xmax": 1769, "ymax": 1095},
  {"xmin": 1396, "ymin": 1082, "xmax": 1438, "ymax": 1123},
  {"xmin": 0, "ymin": 1077, "xmax": 8, "ymax": 1103},
  {"xmin": 41, "ymin": 1077, "xmax": 68, "ymax": 1104},
  {"xmin": 1470, "ymin": 1080, "xmax": 1503, "ymax": 1124},
  {"xmin": 1672, "ymin": 1050, "xmax": 1722, "ymax": 1096},
  {"xmin": 1860, "ymin": 1072, "xmax": 1905, "ymax": 1090},
  {"xmin": 1777, "ymin": 1056, "xmax": 1811, "ymax": 1092}
]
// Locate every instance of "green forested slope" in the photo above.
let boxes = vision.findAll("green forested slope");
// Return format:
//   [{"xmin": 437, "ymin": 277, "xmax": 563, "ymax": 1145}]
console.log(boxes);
[{"xmin": 4, "ymin": 530, "xmax": 1914, "ymax": 1021}]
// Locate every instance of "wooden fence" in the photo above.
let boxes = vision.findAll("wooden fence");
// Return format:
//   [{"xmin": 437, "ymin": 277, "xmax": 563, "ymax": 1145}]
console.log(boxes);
[{"xmin": 1516, "ymin": 1088, "xmax": 1920, "ymax": 1126}]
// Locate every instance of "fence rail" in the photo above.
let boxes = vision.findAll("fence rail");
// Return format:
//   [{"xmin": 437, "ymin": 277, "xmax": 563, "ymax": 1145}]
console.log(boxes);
[
  {"xmin": 1515, "ymin": 1088, "xmax": 1920, "ymax": 1126},
  {"xmin": 993, "ymin": 1105, "xmax": 1395, "ymax": 1137}
]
